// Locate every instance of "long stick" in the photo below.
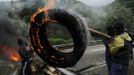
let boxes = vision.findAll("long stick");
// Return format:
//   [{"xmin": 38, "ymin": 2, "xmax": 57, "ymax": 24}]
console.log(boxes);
[{"xmin": 88, "ymin": 28, "xmax": 113, "ymax": 39}]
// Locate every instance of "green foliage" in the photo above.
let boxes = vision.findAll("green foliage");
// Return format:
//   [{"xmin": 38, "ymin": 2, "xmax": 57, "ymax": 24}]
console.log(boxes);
[
  {"xmin": 116, "ymin": 0, "xmax": 134, "ymax": 32},
  {"xmin": 105, "ymin": 1, "xmax": 134, "ymax": 32},
  {"xmin": 117, "ymin": 0, "xmax": 134, "ymax": 14},
  {"xmin": 48, "ymin": 38, "xmax": 73, "ymax": 45},
  {"xmin": 47, "ymin": 24, "xmax": 73, "ymax": 45}
]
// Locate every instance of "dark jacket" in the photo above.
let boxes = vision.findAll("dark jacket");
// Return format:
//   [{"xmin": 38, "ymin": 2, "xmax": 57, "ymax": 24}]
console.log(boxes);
[
  {"xmin": 18, "ymin": 46, "xmax": 33, "ymax": 61},
  {"xmin": 111, "ymin": 40, "xmax": 130, "ymax": 65},
  {"xmin": 128, "ymin": 32, "xmax": 134, "ymax": 48},
  {"xmin": 103, "ymin": 39, "xmax": 112, "ymax": 61},
  {"xmin": 109, "ymin": 32, "xmax": 132, "ymax": 65}
]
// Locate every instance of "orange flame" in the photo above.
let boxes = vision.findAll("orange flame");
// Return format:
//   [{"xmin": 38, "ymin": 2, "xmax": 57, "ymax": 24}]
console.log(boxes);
[
  {"xmin": 0, "ymin": 45, "xmax": 21, "ymax": 62},
  {"xmin": 10, "ymin": 52, "xmax": 21, "ymax": 62},
  {"xmin": 31, "ymin": 0, "xmax": 56, "ymax": 23}
]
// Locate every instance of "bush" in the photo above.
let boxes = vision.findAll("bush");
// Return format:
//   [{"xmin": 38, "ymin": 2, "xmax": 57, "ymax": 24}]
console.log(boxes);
[{"xmin": 48, "ymin": 38, "xmax": 72, "ymax": 45}]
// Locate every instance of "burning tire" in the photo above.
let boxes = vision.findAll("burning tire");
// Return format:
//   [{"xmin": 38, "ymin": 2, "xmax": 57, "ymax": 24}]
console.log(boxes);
[{"xmin": 30, "ymin": 9, "xmax": 88, "ymax": 68}]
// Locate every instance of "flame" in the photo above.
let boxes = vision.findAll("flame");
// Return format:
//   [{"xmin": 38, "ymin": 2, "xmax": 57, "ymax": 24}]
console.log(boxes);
[
  {"xmin": 31, "ymin": 0, "xmax": 56, "ymax": 23},
  {"xmin": 10, "ymin": 52, "xmax": 21, "ymax": 62},
  {"xmin": 0, "ymin": 45, "xmax": 21, "ymax": 62}
]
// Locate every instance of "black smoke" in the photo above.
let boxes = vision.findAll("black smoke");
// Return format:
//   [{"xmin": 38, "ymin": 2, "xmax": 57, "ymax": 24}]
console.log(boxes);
[
  {"xmin": 0, "ymin": 2, "xmax": 21, "ymax": 47},
  {"xmin": 0, "ymin": 0, "xmax": 46, "ymax": 47}
]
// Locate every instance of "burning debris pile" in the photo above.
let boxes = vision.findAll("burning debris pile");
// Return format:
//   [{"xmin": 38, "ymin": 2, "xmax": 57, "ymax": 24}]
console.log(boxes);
[{"xmin": 0, "ymin": 45, "xmax": 20, "ymax": 62}]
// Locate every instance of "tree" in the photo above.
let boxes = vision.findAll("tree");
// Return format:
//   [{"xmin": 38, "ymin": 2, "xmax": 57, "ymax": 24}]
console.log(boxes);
[
  {"xmin": 117, "ymin": 0, "xmax": 134, "ymax": 14},
  {"xmin": 105, "ymin": 1, "xmax": 134, "ymax": 32}
]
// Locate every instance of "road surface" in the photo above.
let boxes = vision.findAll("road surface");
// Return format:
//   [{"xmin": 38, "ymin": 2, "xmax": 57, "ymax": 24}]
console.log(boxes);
[
  {"xmin": 0, "ymin": 45, "xmax": 134, "ymax": 75},
  {"xmin": 72, "ymin": 45, "xmax": 134, "ymax": 75}
]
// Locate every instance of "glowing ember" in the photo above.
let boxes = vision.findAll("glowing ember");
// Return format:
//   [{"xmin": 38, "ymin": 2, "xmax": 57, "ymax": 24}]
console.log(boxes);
[
  {"xmin": 10, "ymin": 52, "xmax": 21, "ymax": 62},
  {"xmin": 0, "ymin": 45, "xmax": 21, "ymax": 62}
]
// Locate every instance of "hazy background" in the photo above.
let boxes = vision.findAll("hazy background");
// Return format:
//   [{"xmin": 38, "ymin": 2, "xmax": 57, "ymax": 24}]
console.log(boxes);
[
  {"xmin": 0, "ymin": 0, "xmax": 134, "ymax": 46},
  {"xmin": 0, "ymin": 0, "xmax": 134, "ymax": 61}
]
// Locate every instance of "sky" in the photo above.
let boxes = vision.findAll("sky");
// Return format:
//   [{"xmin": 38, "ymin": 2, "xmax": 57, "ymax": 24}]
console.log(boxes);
[
  {"xmin": 0, "ymin": 0, "xmax": 115, "ymax": 7},
  {"xmin": 77, "ymin": 0, "xmax": 115, "ymax": 7},
  {"xmin": 0, "ymin": 0, "xmax": 17, "ymax": 1}
]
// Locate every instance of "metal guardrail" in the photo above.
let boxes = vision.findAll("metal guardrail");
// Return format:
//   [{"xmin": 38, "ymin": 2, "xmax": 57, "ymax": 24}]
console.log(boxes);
[
  {"xmin": 56, "ymin": 68, "xmax": 77, "ymax": 75},
  {"xmin": 53, "ymin": 40, "xmax": 102, "ymax": 49}
]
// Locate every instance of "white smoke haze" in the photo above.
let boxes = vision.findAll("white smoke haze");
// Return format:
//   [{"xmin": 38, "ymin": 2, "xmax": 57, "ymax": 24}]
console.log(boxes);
[
  {"xmin": 76, "ymin": 0, "xmax": 115, "ymax": 7},
  {"xmin": 0, "ymin": 0, "xmax": 18, "ymax": 1},
  {"xmin": 55, "ymin": 0, "xmax": 116, "ymax": 32}
]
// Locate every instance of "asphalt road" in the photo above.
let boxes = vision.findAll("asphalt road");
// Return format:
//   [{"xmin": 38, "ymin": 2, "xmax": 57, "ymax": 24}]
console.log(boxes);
[
  {"xmin": 72, "ymin": 45, "xmax": 134, "ymax": 75},
  {"xmin": 73, "ymin": 45, "xmax": 107, "ymax": 75},
  {"xmin": 74, "ymin": 45, "xmax": 105, "ymax": 70},
  {"xmin": 0, "ymin": 45, "xmax": 134, "ymax": 75}
]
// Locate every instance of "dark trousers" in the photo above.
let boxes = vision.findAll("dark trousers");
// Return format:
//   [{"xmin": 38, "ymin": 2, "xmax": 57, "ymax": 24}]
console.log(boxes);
[
  {"xmin": 105, "ymin": 53, "xmax": 112, "ymax": 71},
  {"xmin": 19, "ymin": 60, "xmax": 32, "ymax": 75},
  {"xmin": 109, "ymin": 63, "xmax": 128, "ymax": 75},
  {"xmin": 106, "ymin": 58, "xmax": 111, "ymax": 72},
  {"xmin": 129, "ymin": 44, "xmax": 133, "ymax": 59}
]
